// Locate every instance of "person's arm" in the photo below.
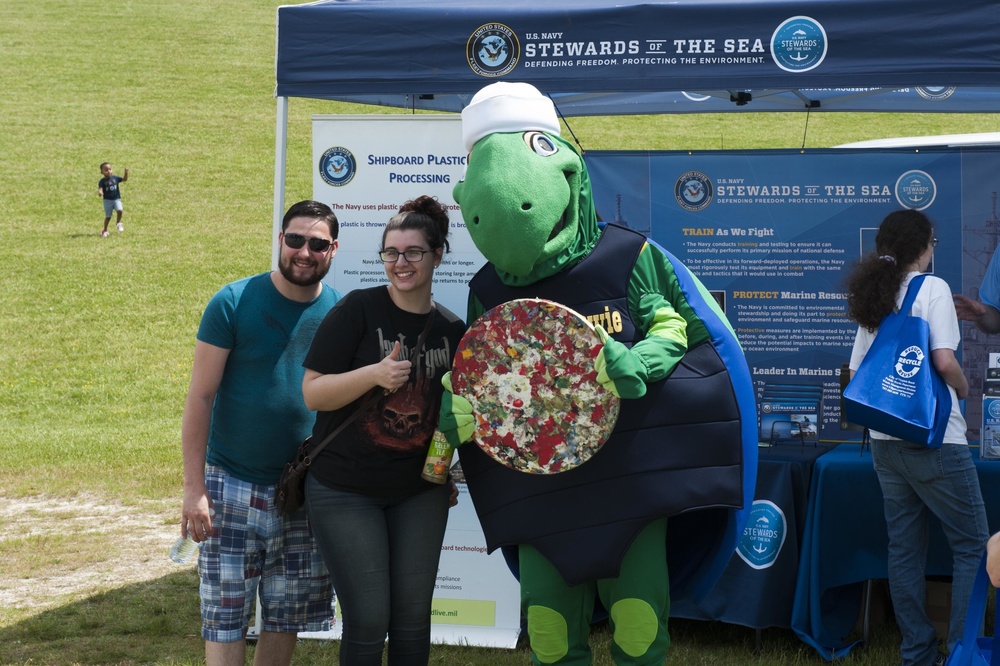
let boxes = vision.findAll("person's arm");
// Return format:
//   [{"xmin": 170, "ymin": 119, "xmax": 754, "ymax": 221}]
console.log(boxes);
[
  {"xmin": 97, "ymin": 183, "xmax": 104, "ymax": 197},
  {"xmin": 302, "ymin": 341, "xmax": 411, "ymax": 412},
  {"xmin": 121, "ymin": 168, "xmax": 129, "ymax": 183},
  {"xmin": 180, "ymin": 340, "xmax": 229, "ymax": 542},
  {"xmin": 988, "ymin": 531, "xmax": 1000, "ymax": 587},
  {"xmin": 954, "ymin": 294, "xmax": 1000, "ymax": 334},
  {"xmin": 931, "ymin": 347, "xmax": 969, "ymax": 400},
  {"xmin": 981, "ymin": 306, "xmax": 1000, "ymax": 334}
]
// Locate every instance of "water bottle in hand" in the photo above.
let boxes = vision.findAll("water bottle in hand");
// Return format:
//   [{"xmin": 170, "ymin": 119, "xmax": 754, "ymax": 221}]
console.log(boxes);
[{"xmin": 169, "ymin": 536, "xmax": 200, "ymax": 564}]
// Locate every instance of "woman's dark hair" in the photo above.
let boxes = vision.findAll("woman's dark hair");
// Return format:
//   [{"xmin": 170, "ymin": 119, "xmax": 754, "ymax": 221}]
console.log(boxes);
[
  {"xmin": 282, "ymin": 200, "xmax": 339, "ymax": 238},
  {"xmin": 382, "ymin": 195, "xmax": 451, "ymax": 253},
  {"xmin": 845, "ymin": 209, "xmax": 934, "ymax": 331}
]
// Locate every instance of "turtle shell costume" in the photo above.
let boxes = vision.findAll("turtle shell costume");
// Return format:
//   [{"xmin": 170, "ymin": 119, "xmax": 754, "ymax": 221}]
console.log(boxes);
[{"xmin": 441, "ymin": 82, "xmax": 757, "ymax": 666}]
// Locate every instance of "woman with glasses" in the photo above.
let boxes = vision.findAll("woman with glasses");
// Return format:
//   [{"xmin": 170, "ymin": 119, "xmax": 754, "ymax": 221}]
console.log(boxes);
[
  {"xmin": 302, "ymin": 195, "xmax": 466, "ymax": 666},
  {"xmin": 845, "ymin": 209, "xmax": 987, "ymax": 666}
]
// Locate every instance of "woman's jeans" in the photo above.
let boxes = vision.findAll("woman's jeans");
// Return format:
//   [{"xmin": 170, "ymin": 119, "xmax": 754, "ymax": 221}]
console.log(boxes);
[
  {"xmin": 306, "ymin": 475, "xmax": 450, "ymax": 666},
  {"xmin": 871, "ymin": 441, "xmax": 988, "ymax": 666}
]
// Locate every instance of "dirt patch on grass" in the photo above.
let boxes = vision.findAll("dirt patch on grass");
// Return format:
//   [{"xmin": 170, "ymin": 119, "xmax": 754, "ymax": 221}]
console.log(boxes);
[{"xmin": 0, "ymin": 495, "xmax": 185, "ymax": 613}]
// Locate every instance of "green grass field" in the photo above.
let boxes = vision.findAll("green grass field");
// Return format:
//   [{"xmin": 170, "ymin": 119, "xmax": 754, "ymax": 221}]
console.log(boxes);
[{"xmin": 2, "ymin": 0, "xmax": 999, "ymax": 663}]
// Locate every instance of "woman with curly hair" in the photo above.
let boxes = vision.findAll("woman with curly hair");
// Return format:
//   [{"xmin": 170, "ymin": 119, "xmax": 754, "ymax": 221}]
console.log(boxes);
[
  {"xmin": 846, "ymin": 209, "xmax": 987, "ymax": 666},
  {"xmin": 302, "ymin": 195, "xmax": 466, "ymax": 665}
]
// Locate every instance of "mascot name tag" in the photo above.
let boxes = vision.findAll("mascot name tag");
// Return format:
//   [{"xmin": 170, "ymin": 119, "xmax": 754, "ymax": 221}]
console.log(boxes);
[{"xmin": 451, "ymin": 298, "xmax": 619, "ymax": 474}]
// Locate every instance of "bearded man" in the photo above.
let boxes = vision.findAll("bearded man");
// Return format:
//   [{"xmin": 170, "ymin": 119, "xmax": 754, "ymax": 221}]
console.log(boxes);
[{"xmin": 180, "ymin": 200, "xmax": 341, "ymax": 666}]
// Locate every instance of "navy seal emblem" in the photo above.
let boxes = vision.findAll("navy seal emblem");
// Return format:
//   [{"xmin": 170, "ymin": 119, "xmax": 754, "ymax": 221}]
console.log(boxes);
[
  {"xmin": 675, "ymin": 171, "xmax": 713, "ymax": 212},
  {"xmin": 318, "ymin": 147, "xmax": 357, "ymax": 187},
  {"xmin": 467, "ymin": 23, "xmax": 519, "ymax": 78}
]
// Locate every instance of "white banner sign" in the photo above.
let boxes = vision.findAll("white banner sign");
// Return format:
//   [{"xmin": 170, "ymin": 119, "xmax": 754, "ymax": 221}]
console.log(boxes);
[
  {"xmin": 269, "ymin": 115, "xmax": 521, "ymax": 649},
  {"xmin": 311, "ymin": 114, "xmax": 486, "ymax": 317}
]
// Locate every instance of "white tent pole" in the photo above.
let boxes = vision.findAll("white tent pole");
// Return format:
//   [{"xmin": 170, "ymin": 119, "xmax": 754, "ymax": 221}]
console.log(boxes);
[{"xmin": 272, "ymin": 95, "xmax": 289, "ymax": 270}]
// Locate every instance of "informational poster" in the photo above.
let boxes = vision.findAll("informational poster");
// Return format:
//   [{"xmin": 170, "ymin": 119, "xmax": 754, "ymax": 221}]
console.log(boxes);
[
  {"xmin": 310, "ymin": 115, "xmax": 486, "ymax": 317},
  {"xmin": 274, "ymin": 116, "xmax": 520, "ymax": 648},
  {"xmin": 426, "ymin": 478, "xmax": 522, "ymax": 647},
  {"xmin": 587, "ymin": 148, "xmax": 1000, "ymax": 442}
]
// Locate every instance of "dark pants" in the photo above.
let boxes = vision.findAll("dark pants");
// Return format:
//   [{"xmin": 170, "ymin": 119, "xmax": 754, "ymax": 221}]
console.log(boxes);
[{"xmin": 306, "ymin": 475, "xmax": 449, "ymax": 666}]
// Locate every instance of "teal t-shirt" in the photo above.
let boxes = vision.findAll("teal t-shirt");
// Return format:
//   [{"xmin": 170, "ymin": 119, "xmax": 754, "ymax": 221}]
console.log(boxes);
[{"xmin": 198, "ymin": 272, "xmax": 341, "ymax": 484}]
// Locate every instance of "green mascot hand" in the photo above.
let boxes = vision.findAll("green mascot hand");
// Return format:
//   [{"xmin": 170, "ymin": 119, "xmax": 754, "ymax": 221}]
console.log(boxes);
[
  {"xmin": 594, "ymin": 325, "xmax": 648, "ymax": 399},
  {"xmin": 439, "ymin": 371, "xmax": 475, "ymax": 448}
]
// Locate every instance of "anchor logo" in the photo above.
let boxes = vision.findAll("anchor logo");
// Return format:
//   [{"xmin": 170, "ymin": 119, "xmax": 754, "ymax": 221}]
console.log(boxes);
[
  {"xmin": 770, "ymin": 16, "xmax": 827, "ymax": 73},
  {"xmin": 895, "ymin": 170, "xmax": 937, "ymax": 211},
  {"xmin": 737, "ymin": 500, "xmax": 787, "ymax": 570}
]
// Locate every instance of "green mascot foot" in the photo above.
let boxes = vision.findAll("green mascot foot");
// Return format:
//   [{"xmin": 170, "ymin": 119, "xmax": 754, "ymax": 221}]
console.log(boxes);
[{"xmin": 609, "ymin": 598, "xmax": 669, "ymax": 665}]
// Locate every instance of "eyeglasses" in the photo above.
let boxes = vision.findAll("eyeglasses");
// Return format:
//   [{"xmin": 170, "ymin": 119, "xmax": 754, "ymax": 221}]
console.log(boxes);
[
  {"xmin": 379, "ymin": 248, "xmax": 433, "ymax": 263},
  {"xmin": 931, "ymin": 237, "xmax": 939, "ymax": 248},
  {"xmin": 283, "ymin": 233, "xmax": 333, "ymax": 253}
]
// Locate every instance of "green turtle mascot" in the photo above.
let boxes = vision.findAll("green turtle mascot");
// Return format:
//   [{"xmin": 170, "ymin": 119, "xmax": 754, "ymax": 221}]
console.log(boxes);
[{"xmin": 440, "ymin": 82, "xmax": 757, "ymax": 665}]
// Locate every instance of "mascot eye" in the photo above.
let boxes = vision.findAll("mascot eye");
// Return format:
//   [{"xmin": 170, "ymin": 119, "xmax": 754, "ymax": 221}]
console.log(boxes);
[{"xmin": 523, "ymin": 132, "xmax": 558, "ymax": 157}]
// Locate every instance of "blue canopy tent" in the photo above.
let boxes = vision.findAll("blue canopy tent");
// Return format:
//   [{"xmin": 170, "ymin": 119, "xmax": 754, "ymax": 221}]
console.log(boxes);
[
  {"xmin": 276, "ymin": 0, "xmax": 1000, "ymax": 114},
  {"xmin": 272, "ymin": 0, "xmax": 1000, "ymax": 604},
  {"xmin": 273, "ymin": 0, "xmax": 1000, "ymax": 231}
]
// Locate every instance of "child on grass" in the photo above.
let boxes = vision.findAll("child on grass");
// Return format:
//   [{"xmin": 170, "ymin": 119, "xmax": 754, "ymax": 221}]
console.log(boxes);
[{"xmin": 98, "ymin": 162, "xmax": 129, "ymax": 237}]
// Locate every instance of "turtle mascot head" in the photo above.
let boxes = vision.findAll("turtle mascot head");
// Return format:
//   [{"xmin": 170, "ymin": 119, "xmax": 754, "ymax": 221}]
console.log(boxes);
[{"xmin": 453, "ymin": 82, "xmax": 599, "ymax": 284}]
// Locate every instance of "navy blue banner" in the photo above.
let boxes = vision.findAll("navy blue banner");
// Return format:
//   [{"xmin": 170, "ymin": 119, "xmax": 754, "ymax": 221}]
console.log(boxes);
[
  {"xmin": 276, "ymin": 0, "xmax": 1000, "ymax": 114},
  {"xmin": 586, "ymin": 148, "xmax": 1000, "ymax": 441}
]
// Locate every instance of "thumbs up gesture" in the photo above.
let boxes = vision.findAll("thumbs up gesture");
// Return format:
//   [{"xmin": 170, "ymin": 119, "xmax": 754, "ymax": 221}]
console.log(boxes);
[{"xmin": 376, "ymin": 341, "xmax": 413, "ymax": 392}]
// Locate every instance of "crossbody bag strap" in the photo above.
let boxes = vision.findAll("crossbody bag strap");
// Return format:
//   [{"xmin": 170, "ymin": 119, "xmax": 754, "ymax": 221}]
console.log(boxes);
[
  {"xmin": 300, "ymin": 387, "xmax": 381, "ymax": 465},
  {"xmin": 304, "ymin": 304, "xmax": 438, "ymax": 463},
  {"xmin": 410, "ymin": 303, "xmax": 437, "ymax": 379}
]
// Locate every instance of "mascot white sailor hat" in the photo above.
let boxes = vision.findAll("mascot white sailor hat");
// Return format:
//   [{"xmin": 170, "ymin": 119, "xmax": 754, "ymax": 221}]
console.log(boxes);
[{"xmin": 461, "ymin": 82, "xmax": 561, "ymax": 153}]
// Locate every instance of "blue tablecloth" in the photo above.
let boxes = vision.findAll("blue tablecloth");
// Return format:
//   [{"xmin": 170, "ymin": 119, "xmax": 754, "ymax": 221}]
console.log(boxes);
[
  {"xmin": 790, "ymin": 443, "xmax": 1000, "ymax": 660},
  {"xmin": 672, "ymin": 442, "xmax": 836, "ymax": 629}
]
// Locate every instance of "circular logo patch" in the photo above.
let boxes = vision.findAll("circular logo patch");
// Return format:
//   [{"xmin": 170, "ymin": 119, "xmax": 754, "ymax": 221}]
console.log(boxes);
[
  {"xmin": 467, "ymin": 23, "xmax": 519, "ymax": 78},
  {"xmin": 895, "ymin": 345, "xmax": 924, "ymax": 379},
  {"xmin": 771, "ymin": 16, "xmax": 827, "ymax": 73},
  {"xmin": 895, "ymin": 170, "xmax": 937, "ymax": 210},
  {"xmin": 989, "ymin": 401, "xmax": 1000, "ymax": 419},
  {"xmin": 318, "ymin": 147, "xmax": 357, "ymax": 187},
  {"xmin": 737, "ymin": 500, "xmax": 787, "ymax": 570},
  {"xmin": 915, "ymin": 86, "xmax": 957, "ymax": 101},
  {"xmin": 675, "ymin": 171, "xmax": 713, "ymax": 212}
]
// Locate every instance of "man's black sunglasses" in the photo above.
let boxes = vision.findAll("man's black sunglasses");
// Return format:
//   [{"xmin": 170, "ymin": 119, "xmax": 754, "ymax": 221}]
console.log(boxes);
[{"xmin": 283, "ymin": 233, "xmax": 333, "ymax": 253}]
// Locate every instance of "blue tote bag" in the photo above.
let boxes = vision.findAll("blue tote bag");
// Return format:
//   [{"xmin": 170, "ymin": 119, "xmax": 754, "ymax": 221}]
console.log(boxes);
[
  {"xmin": 945, "ymin": 552, "xmax": 1000, "ymax": 666},
  {"xmin": 843, "ymin": 275, "xmax": 952, "ymax": 448}
]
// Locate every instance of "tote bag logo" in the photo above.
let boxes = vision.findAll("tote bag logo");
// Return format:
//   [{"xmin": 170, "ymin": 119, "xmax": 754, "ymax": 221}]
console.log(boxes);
[
  {"xmin": 319, "ymin": 147, "xmax": 357, "ymax": 187},
  {"xmin": 468, "ymin": 23, "xmax": 519, "ymax": 77},
  {"xmin": 895, "ymin": 345, "xmax": 924, "ymax": 379},
  {"xmin": 771, "ymin": 16, "xmax": 827, "ymax": 73}
]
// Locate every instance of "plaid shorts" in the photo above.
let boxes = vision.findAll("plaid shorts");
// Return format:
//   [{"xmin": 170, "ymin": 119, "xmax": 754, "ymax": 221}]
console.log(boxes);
[{"xmin": 199, "ymin": 465, "xmax": 334, "ymax": 642}]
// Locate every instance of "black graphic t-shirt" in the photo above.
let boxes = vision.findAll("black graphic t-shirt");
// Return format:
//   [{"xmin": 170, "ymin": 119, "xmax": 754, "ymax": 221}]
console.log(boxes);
[{"xmin": 304, "ymin": 286, "xmax": 466, "ymax": 498}]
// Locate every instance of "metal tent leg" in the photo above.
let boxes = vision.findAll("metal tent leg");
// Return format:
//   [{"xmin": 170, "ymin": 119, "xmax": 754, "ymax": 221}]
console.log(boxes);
[{"xmin": 861, "ymin": 578, "xmax": 874, "ymax": 645}]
